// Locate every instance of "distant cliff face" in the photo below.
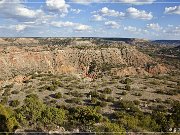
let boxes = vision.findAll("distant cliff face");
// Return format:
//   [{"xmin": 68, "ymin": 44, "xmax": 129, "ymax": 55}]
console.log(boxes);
[{"xmin": 0, "ymin": 38, "xmax": 168, "ymax": 80}]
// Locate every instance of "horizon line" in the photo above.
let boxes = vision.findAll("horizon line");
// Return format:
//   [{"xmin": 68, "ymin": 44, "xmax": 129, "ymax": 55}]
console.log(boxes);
[
  {"xmin": 1, "ymin": 2, "xmax": 180, "ymax": 3},
  {"xmin": 1, "ymin": 37, "xmax": 180, "ymax": 41}
]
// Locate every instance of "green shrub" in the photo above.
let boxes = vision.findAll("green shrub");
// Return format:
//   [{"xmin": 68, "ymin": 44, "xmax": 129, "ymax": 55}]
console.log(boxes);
[
  {"xmin": 121, "ymin": 91, "xmax": 127, "ymax": 95},
  {"xmin": 155, "ymin": 90, "xmax": 164, "ymax": 94},
  {"xmin": 94, "ymin": 106, "xmax": 102, "ymax": 113},
  {"xmin": 11, "ymin": 90, "xmax": 19, "ymax": 94},
  {"xmin": 26, "ymin": 94, "xmax": 38, "ymax": 99},
  {"xmin": 41, "ymin": 106, "xmax": 66, "ymax": 126},
  {"xmin": 125, "ymin": 85, "xmax": 131, "ymax": 91},
  {"xmin": 139, "ymin": 115, "xmax": 160, "ymax": 131},
  {"xmin": 95, "ymin": 122, "xmax": 125, "ymax": 134},
  {"xmin": 115, "ymin": 112, "xmax": 139, "ymax": 130},
  {"xmin": 20, "ymin": 96, "xmax": 45, "ymax": 123},
  {"xmin": 116, "ymin": 85, "xmax": 122, "ymax": 89},
  {"xmin": 25, "ymin": 89, "xmax": 33, "ymax": 94},
  {"xmin": 69, "ymin": 106, "xmax": 103, "ymax": 126},
  {"xmin": 164, "ymin": 99, "xmax": 172, "ymax": 104},
  {"xmin": 89, "ymin": 91, "xmax": 106, "ymax": 101},
  {"xmin": 155, "ymin": 98, "xmax": 162, "ymax": 103},
  {"xmin": 124, "ymin": 78, "xmax": 132, "ymax": 84},
  {"xmin": 9, "ymin": 100, "xmax": 20, "ymax": 107},
  {"xmin": 0, "ymin": 104, "xmax": 19, "ymax": 132},
  {"xmin": 142, "ymin": 86, "xmax": 148, "ymax": 89},
  {"xmin": 89, "ymin": 91, "xmax": 99, "ymax": 98},
  {"xmin": 107, "ymin": 81, "xmax": 116, "ymax": 84},
  {"xmin": 52, "ymin": 80, "xmax": 62, "ymax": 86},
  {"xmin": 101, "ymin": 62, "xmax": 113, "ymax": 72},
  {"xmin": 16, "ymin": 96, "xmax": 67, "ymax": 128},
  {"xmin": 44, "ymin": 85, "xmax": 57, "ymax": 91},
  {"xmin": 149, "ymin": 80, "xmax": 161, "ymax": 85},
  {"xmin": 50, "ymin": 99, "xmax": 57, "ymax": 104},
  {"xmin": 77, "ymin": 84, "xmax": 86, "ymax": 89},
  {"xmin": 97, "ymin": 101, "xmax": 107, "ymax": 107},
  {"xmin": 166, "ymin": 90, "xmax": 178, "ymax": 95},
  {"xmin": 120, "ymin": 78, "xmax": 132, "ymax": 84},
  {"xmin": 133, "ymin": 93, "xmax": 142, "ymax": 96},
  {"xmin": 70, "ymin": 90, "xmax": 83, "ymax": 97},
  {"xmin": 171, "ymin": 101, "xmax": 180, "ymax": 126},
  {"xmin": 106, "ymin": 96, "xmax": 114, "ymax": 102},
  {"xmin": 67, "ymin": 98, "xmax": 82, "ymax": 105},
  {"xmin": 2, "ymin": 89, "xmax": 11, "ymax": 96},
  {"xmin": 117, "ymin": 100, "xmax": 140, "ymax": 113},
  {"xmin": 0, "ymin": 96, "xmax": 8, "ymax": 105},
  {"xmin": 88, "ymin": 60, "xmax": 96, "ymax": 74},
  {"xmin": 156, "ymin": 105, "xmax": 167, "ymax": 112},
  {"xmin": 156, "ymin": 89, "xmax": 178, "ymax": 95},
  {"xmin": 30, "ymin": 74, "xmax": 37, "ymax": 79},
  {"xmin": 133, "ymin": 100, "xmax": 140, "ymax": 105},
  {"xmin": 152, "ymin": 111, "xmax": 169, "ymax": 131},
  {"xmin": 4, "ymin": 84, "xmax": 13, "ymax": 89},
  {"xmin": 23, "ymin": 80, "xmax": 30, "ymax": 83},
  {"xmin": 98, "ymin": 94, "xmax": 106, "ymax": 101},
  {"xmin": 177, "ymin": 81, "xmax": 180, "ymax": 86},
  {"xmin": 39, "ymin": 88, "xmax": 45, "ymax": 92},
  {"xmin": 54, "ymin": 92, "xmax": 62, "ymax": 99},
  {"xmin": 91, "ymin": 97, "xmax": 98, "ymax": 104},
  {"xmin": 103, "ymin": 88, "xmax": 112, "ymax": 94}
]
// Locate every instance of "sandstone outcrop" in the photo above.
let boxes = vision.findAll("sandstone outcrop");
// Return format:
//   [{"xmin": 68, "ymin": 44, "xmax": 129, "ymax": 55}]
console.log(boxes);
[
  {"xmin": 111, "ymin": 67, "xmax": 150, "ymax": 77},
  {"xmin": 147, "ymin": 64, "xmax": 169, "ymax": 75},
  {"xmin": 0, "ymin": 38, "xmax": 168, "ymax": 80},
  {"xmin": 0, "ymin": 38, "xmax": 10, "ymax": 45}
]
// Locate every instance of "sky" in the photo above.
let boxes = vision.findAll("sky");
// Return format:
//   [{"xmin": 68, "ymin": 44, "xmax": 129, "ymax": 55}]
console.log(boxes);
[{"xmin": 0, "ymin": 0, "xmax": 180, "ymax": 39}]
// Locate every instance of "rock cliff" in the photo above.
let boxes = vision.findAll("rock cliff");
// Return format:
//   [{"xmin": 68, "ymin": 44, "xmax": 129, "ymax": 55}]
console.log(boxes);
[{"xmin": 0, "ymin": 38, "xmax": 168, "ymax": 80}]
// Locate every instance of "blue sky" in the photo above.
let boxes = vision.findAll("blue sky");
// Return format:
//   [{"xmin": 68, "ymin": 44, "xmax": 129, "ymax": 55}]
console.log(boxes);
[{"xmin": 0, "ymin": 0, "xmax": 180, "ymax": 39}]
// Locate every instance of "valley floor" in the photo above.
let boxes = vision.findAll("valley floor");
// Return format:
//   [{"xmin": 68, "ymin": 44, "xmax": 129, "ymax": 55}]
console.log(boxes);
[{"xmin": 0, "ymin": 71, "xmax": 180, "ymax": 133}]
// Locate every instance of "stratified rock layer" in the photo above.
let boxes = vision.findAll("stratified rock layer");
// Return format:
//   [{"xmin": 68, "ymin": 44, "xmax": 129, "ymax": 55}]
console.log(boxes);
[{"xmin": 0, "ymin": 38, "xmax": 168, "ymax": 79}]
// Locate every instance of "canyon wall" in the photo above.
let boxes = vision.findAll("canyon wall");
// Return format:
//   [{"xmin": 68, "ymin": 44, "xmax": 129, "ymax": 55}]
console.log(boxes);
[{"xmin": 0, "ymin": 38, "xmax": 168, "ymax": 80}]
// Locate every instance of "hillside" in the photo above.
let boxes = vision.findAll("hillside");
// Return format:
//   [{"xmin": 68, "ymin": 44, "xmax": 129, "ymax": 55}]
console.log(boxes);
[
  {"xmin": 152, "ymin": 40, "xmax": 180, "ymax": 46},
  {"xmin": 157, "ymin": 45, "xmax": 180, "ymax": 58},
  {"xmin": 0, "ymin": 38, "xmax": 168, "ymax": 80}
]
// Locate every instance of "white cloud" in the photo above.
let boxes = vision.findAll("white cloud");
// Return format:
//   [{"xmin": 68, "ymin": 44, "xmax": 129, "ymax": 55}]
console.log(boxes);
[
  {"xmin": 164, "ymin": 6, "xmax": 180, "ymax": 15},
  {"xmin": 70, "ymin": 0, "xmax": 92, "ymax": 5},
  {"xmin": 143, "ymin": 29, "xmax": 149, "ymax": 34},
  {"xmin": 91, "ymin": 14, "xmax": 105, "ymax": 21},
  {"xmin": 124, "ymin": 26, "xmax": 137, "ymax": 32},
  {"xmin": 50, "ymin": 21, "xmax": 91, "ymax": 31},
  {"xmin": 70, "ymin": 0, "xmax": 108, "ymax": 5},
  {"xmin": 14, "ymin": 7, "xmax": 37, "ymax": 18},
  {"xmin": 147, "ymin": 23, "xmax": 162, "ymax": 31},
  {"xmin": 92, "ymin": 7, "xmax": 152, "ymax": 20},
  {"xmin": 124, "ymin": 26, "xmax": 147, "ymax": 34},
  {"xmin": 105, "ymin": 21, "xmax": 120, "ymax": 29},
  {"xmin": 168, "ymin": 24, "xmax": 173, "ymax": 27},
  {"xmin": 46, "ymin": 0, "xmax": 69, "ymax": 16},
  {"xmin": 0, "ymin": 0, "xmax": 54, "ymax": 31},
  {"xmin": 70, "ymin": 0, "xmax": 155, "ymax": 5},
  {"xmin": 118, "ymin": 0, "xmax": 156, "ymax": 5},
  {"xmin": 0, "ymin": 0, "xmax": 47, "ymax": 22},
  {"xmin": 163, "ymin": 25, "xmax": 180, "ymax": 36},
  {"xmin": 71, "ymin": 8, "xmax": 81, "ymax": 14},
  {"xmin": 51, "ymin": 21, "xmax": 76, "ymax": 27},
  {"xmin": 15, "ymin": 24, "xmax": 29, "ymax": 32},
  {"xmin": 93, "ymin": 7, "xmax": 125, "ymax": 17},
  {"xmin": 75, "ymin": 25, "xmax": 91, "ymax": 31},
  {"xmin": 0, "ymin": 24, "xmax": 33, "ymax": 32},
  {"xmin": 126, "ymin": 7, "xmax": 153, "ymax": 20}
]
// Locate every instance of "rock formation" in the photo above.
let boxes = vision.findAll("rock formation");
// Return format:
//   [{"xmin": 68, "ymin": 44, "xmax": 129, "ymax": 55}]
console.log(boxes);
[{"xmin": 0, "ymin": 38, "xmax": 168, "ymax": 80}]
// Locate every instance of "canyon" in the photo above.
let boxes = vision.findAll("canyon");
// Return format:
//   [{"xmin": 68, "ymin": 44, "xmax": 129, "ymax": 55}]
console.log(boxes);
[{"xmin": 0, "ymin": 38, "xmax": 168, "ymax": 80}]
